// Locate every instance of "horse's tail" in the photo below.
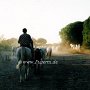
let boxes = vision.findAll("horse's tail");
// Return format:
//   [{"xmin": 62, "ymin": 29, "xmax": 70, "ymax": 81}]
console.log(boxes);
[
  {"xmin": 21, "ymin": 47, "xmax": 26, "ymax": 61},
  {"xmin": 16, "ymin": 47, "xmax": 26, "ymax": 69}
]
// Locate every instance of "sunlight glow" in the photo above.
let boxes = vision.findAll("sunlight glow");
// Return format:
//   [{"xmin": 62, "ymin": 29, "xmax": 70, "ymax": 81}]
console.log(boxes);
[{"xmin": 0, "ymin": 0, "xmax": 90, "ymax": 43}]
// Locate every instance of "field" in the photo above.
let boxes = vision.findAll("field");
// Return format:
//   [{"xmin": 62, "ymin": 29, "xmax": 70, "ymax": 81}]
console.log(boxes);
[{"xmin": 0, "ymin": 53, "xmax": 90, "ymax": 90}]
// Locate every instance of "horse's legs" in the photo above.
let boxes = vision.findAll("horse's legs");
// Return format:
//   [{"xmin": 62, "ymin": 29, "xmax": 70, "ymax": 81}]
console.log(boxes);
[
  {"xmin": 19, "ymin": 66, "xmax": 23, "ymax": 83},
  {"xmin": 18, "ymin": 63, "xmax": 29, "ymax": 82},
  {"xmin": 34, "ymin": 60, "xmax": 41, "ymax": 74},
  {"xmin": 27, "ymin": 67, "xmax": 30, "ymax": 76},
  {"xmin": 25, "ymin": 64, "xmax": 28, "ymax": 80},
  {"xmin": 49, "ymin": 52, "xmax": 51, "ymax": 60},
  {"xmin": 25, "ymin": 64, "xmax": 30, "ymax": 80}
]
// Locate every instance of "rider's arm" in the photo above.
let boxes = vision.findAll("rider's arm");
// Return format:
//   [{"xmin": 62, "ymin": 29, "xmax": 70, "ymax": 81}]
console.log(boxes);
[{"xmin": 28, "ymin": 35, "xmax": 33, "ymax": 47}]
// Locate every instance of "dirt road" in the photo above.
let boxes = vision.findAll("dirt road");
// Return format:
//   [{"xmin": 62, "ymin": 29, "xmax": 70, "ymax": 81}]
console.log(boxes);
[{"xmin": 0, "ymin": 54, "xmax": 90, "ymax": 90}]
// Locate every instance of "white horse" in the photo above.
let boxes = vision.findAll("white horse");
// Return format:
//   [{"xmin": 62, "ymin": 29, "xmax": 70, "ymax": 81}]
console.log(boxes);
[
  {"xmin": 70, "ymin": 43, "xmax": 80, "ymax": 51},
  {"xmin": 70, "ymin": 44, "xmax": 76, "ymax": 49},
  {"xmin": 40, "ymin": 48, "xmax": 47, "ymax": 60},
  {"xmin": 46, "ymin": 47, "xmax": 52, "ymax": 59},
  {"xmin": 16, "ymin": 47, "xmax": 32, "ymax": 83},
  {"xmin": 75, "ymin": 44, "xmax": 80, "ymax": 51}
]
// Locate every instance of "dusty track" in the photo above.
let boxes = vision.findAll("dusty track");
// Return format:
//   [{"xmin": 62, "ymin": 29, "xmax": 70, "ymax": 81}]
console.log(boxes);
[{"xmin": 0, "ymin": 54, "xmax": 90, "ymax": 90}]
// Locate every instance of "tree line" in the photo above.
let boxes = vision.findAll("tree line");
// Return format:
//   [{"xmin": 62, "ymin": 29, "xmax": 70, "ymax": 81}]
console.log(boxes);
[
  {"xmin": 59, "ymin": 16, "xmax": 90, "ymax": 48},
  {"xmin": 0, "ymin": 37, "xmax": 47, "ymax": 51}
]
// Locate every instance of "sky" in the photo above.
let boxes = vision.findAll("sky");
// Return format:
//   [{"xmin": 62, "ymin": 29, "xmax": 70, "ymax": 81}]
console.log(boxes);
[{"xmin": 0, "ymin": 0, "xmax": 90, "ymax": 43}]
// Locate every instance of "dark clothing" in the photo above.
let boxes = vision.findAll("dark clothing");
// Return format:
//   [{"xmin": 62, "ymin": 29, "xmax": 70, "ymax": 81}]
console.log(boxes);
[
  {"xmin": 18, "ymin": 33, "xmax": 34, "ymax": 61},
  {"xmin": 34, "ymin": 48, "xmax": 42, "ymax": 61},
  {"xmin": 18, "ymin": 33, "xmax": 33, "ymax": 48}
]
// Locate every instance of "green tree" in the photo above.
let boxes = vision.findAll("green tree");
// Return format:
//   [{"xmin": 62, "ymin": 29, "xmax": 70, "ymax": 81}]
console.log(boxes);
[
  {"xmin": 32, "ymin": 38, "xmax": 37, "ymax": 46},
  {"xmin": 36, "ymin": 38, "xmax": 47, "ymax": 45},
  {"xmin": 0, "ymin": 38, "xmax": 18, "ymax": 50},
  {"xmin": 82, "ymin": 16, "xmax": 90, "ymax": 48},
  {"xmin": 7, "ymin": 38, "xmax": 18, "ymax": 47},
  {"xmin": 59, "ymin": 21, "xmax": 83, "ymax": 45}
]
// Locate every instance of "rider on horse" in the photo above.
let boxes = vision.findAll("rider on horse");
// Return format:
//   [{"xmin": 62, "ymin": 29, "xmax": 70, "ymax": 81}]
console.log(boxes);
[{"xmin": 18, "ymin": 28, "xmax": 34, "ymax": 61}]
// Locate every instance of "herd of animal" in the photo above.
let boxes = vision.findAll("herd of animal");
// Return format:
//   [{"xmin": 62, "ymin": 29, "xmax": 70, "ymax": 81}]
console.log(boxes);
[
  {"xmin": 13, "ymin": 43, "xmax": 81, "ymax": 83},
  {"xmin": 12, "ymin": 46, "xmax": 52, "ymax": 83},
  {"xmin": 1, "ymin": 43, "xmax": 80, "ymax": 83},
  {"xmin": 70, "ymin": 44, "xmax": 80, "ymax": 51}
]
